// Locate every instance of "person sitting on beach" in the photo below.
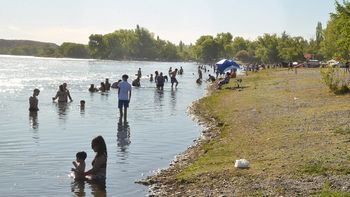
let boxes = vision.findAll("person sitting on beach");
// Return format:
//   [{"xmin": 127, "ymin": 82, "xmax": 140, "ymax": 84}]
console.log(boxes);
[
  {"xmin": 217, "ymin": 72, "xmax": 231, "ymax": 89},
  {"xmin": 207, "ymin": 74, "xmax": 216, "ymax": 82},
  {"xmin": 230, "ymin": 69, "xmax": 237, "ymax": 78},
  {"xmin": 132, "ymin": 77, "xmax": 141, "ymax": 87},
  {"xmin": 71, "ymin": 151, "xmax": 87, "ymax": 180},
  {"xmin": 105, "ymin": 78, "xmax": 111, "ymax": 91},
  {"xmin": 89, "ymin": 84, "xmax": 98, "ymax": 92},
  {"xmin": 156, "ymin": 72, "xmax": 165, "ymax": 90},
  {"xmin": 53, "ymin": 85, "xmax": 69, "ymax": 102},
  {"xmin": 99, "ymin": 82, "xmax": 106, "ymax": 92},
  {"xmin": 29, "ymin": 88, "xmax": 40, "ymax": 112},
  {"xmin": 111, "ymin": 80, "xmax": 122, "ymax": 89},
  {"xmin": 62, "ymin": 83, "xmax": 73, "ymax": 102}
]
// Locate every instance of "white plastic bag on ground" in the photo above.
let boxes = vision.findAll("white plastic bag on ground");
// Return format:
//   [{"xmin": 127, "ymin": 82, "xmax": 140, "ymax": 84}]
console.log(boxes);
[{"xmin": 234, "ymin": 159, "xmax": 250, "ymax": 168}]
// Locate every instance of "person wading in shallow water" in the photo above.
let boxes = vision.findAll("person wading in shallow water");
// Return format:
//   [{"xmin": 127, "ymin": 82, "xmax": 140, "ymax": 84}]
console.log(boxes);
[
  {"xmin": 171, "ymin": 68, "xmax": 179, "ymax": 88},
  {"xmin": 29, "ymin": 88, "xmax": 40, "ymax": 111},
  {"xmin": 118, "ymin": 74, "xmax": 132, "ymax": 122},
  {"xmin": 79, "ymin": 136, "xmax": 107, "ymax": 182},
  {"xmin": 62, "ymin": 83, "xmax": 73, "ymax": 102},
  {"xmin": 52, "ymin": 85, "xmax": 68, "ymax": 102}
]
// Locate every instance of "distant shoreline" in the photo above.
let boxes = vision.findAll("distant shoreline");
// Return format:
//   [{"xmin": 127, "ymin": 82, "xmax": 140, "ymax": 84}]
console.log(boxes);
[{"xmin": 0, "ymin": 54, "xmax": 195, "ymax": 63}]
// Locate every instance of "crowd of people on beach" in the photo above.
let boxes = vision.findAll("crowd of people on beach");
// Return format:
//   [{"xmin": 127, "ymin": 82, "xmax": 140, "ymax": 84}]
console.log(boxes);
[
  {"xmin": 28, "ymin": 64, "xmax": 236, "ymax": 184},
  {"xmin": 29, "ymin": 60, "xmax": 337, "ymax": 188}
]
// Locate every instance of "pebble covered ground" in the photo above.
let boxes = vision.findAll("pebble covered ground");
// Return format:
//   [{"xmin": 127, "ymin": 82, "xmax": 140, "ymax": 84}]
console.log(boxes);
[{"xmin": 139, "ymin": 68, "xmax": 350, "ymax": 196}]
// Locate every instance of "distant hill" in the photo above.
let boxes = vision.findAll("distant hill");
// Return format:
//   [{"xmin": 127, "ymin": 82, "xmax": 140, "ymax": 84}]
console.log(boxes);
[{"xmin": 0, "ymin": 39, "xmax": 60, "ymax": 57}]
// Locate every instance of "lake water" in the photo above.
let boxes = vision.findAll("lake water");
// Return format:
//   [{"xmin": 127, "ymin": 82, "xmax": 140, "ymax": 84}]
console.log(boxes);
[{"xmin": 0, "ymin": 55, "xmax": 211, "ymax": 196}]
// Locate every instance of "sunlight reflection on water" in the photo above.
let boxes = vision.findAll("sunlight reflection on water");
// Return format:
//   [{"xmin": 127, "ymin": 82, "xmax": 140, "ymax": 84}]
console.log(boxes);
[{"xmin": 0, "ymin": 55, "xmax": 212, "ymax": 196}]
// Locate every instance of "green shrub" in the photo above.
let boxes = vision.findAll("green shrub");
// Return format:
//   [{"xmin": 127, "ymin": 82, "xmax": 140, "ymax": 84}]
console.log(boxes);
[{"xmin": 320, "ymin": 66, "xmax": 350, "ymax": 94}]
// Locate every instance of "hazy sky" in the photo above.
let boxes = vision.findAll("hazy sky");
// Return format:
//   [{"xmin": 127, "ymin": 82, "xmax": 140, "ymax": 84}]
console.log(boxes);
[{"xmin": 0, "ymin": 0, "xmax": 335, "ymax": 45}]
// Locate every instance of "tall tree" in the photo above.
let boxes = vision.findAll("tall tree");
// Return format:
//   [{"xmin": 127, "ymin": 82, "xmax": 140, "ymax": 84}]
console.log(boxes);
[
  {"xmin": 321, "ymin": 1, "xmax": 350, "ymax": 60},
  {"xmin": 277, "ymin": 32, "xmax": 307, "ymax": 62},
  {"xmin": 215, "ymin": 32, "xmax": 233, "ymax": 58},
  {"xmin": 194, "ymin": 35, "xmax": 220, "ymax": 62},
  {"xmin": 316, "ymin": 22, "xmax": 324, "ymax": 47},
  {"xmin": 232, "ymin": 37, "xmax": 248, "ymax": 57},
  {"xmin": 60, "ymin": 42, "xmax": 90, "ymax": 58},
  {"xmin": 254, "ymin": 33, "xmax": 280, "ymax": 63},
  {"xmin": 88, "ymin": 34, "xmax": 106, "ymax": 58}
]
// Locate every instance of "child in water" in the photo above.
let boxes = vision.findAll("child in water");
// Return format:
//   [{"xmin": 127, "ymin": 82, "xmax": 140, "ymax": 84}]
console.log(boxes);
[
  {"xmin": 71, "ymin": 151, "xmax": 87, "ymax": 180},
  {"xmin": 80, "ymin": 100, "xmax": 85, "ymax": 111}
]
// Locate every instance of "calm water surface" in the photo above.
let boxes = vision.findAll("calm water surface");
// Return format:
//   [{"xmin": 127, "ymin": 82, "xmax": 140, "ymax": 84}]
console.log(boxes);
[{"xmin": 0, "ymin": 55, "xmax": 211, "ymax": 196}]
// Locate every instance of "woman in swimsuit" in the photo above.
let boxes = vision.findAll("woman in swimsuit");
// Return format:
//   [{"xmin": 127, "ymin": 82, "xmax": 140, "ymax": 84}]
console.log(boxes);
[
  {"xmin": 84, "ymin": 136, "xmax": 107, "ymax": 181},
  {"xmin": 52, "ymin": 85, "xmax": 68, "ymax": 102}
]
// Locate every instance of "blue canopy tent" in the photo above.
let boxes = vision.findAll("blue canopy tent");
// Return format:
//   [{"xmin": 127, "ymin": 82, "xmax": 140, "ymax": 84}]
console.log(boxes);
[{"xmin": 216, "ymin": 59, "xmax": 241, "ymax": 74}]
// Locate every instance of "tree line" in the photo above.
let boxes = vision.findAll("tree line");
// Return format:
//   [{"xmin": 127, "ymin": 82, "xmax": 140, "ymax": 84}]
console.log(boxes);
[{"xmin": 1, "ymin": 1, "xmax": 349, "ymax": 64}]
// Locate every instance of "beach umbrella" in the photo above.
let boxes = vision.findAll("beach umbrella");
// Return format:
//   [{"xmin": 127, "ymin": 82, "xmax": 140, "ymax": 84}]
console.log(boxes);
[{"xmin": 216, "ymin": 59, "xmax": 241, "ymax": 74}]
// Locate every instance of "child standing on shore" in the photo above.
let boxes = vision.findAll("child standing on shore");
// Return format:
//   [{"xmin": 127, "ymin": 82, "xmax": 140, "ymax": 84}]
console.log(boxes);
[{"xmin": 72, "ymin": 151, "xmax": 87, "ymax": 180}]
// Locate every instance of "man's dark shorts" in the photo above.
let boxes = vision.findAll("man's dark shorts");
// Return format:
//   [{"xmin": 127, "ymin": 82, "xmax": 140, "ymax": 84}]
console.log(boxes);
[
  {"xmin": 171, "ymin": 77, "xmax": 178, "ymax": 83},
  {"xmin": 118, "ymin": 100, "xmax": 129, "ymax": 108}
]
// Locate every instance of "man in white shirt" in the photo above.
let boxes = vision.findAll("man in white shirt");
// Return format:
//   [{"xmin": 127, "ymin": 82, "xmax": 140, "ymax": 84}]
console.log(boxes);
[{"xmin": 118, "ymin": 74, "xmax": 132, "ymax": 122}]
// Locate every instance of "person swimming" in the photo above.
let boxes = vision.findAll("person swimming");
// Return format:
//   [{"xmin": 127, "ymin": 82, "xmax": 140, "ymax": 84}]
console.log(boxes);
[
  {"xmin": 89, "ymin": 84, "xmax": 98, "ymax": 92},
  {"xmin": 80, "ymin": 100, "xmax": 85, "ymax": 111},
  {"xmin": 105, "ymin": 78, "xmax": 111, "ymax": 91},
  {"xmin": 132, "ymin": 77, "xmax": 140, "ymax": 87},
  {"xmin": 111, "ymin": 80, "xmax": 122, "ymax": 89}
]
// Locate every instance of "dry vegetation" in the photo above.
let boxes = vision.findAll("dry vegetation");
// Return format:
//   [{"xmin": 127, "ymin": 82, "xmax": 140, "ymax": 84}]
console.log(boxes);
[{"xmin": 146, "ymin": 68, "xmax": 350, "ymax": 196}]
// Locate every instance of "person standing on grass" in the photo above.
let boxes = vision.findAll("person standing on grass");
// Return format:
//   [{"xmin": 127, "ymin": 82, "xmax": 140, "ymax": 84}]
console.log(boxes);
[{"xmin": 118, "ymin": 74, "xmax": 132, "ymax": 122}]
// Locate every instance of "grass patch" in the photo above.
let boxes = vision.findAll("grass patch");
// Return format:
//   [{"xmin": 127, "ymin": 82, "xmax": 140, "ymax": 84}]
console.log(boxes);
[
  {"xmin": 316, "ymin": 182, "xmax": 350, "ymax": 197},
  {"xmin": 170, "ymin": 68, "xmax": 350, "ymax": 195},
  {"xmin": 334, "ymin": 127, "xmax": 350, "ymax": 135},
  {"xmin": 302, "ymin": 161, "xmax": 328, "ymax": 175}
]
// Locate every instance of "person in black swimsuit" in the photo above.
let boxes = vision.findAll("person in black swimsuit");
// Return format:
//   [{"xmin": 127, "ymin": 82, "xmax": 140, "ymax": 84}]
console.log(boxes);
[{"xmin": 83, "ymin": 136, "xmax": 107, "ymax": 181}]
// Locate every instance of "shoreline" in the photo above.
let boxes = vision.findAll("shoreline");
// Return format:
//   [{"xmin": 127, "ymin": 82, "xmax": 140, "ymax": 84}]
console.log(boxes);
[
  {"xmin": 136, "ymin": 83, "xmax": 221, "ymax": 195},
  {"xmin": 139, "ymin": 68, "xmax": 350, "ymax": 196}
]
